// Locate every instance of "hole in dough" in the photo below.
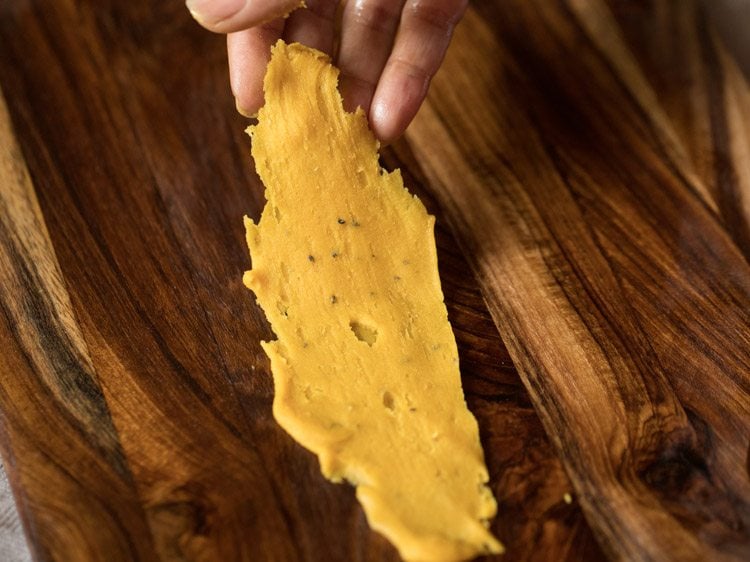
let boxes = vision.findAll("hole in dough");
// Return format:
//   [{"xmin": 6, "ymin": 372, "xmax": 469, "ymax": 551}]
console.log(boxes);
[{"xmin": 349, "ymin": 320, "xmax": 378, "ymax": 346}]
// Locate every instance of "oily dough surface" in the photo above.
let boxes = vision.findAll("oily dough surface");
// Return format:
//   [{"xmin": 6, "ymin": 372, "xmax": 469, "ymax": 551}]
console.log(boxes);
[{"xmin": 243, "ymin": 41, "xmax": 502, "ymax": 561}]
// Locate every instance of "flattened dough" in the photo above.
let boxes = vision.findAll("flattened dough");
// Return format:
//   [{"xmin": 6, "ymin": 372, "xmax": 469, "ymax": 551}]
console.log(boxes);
[{"xmin": 243, "ymin": 41, "xmax": 502, "ymax": 561}]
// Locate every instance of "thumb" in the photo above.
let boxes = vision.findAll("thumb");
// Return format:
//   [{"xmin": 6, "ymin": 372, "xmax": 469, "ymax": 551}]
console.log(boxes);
[{"xmin": 187, "ymin": 0, "xmax": 303, "ymax": 34}]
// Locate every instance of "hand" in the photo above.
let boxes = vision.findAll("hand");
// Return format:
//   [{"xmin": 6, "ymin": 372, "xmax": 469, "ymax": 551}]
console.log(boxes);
[{"xmin": 186, "ymin": 0, "xmax": 467, "ymax": 143}]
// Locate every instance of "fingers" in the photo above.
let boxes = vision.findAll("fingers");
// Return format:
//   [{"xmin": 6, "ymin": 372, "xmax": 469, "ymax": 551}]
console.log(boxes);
[
  {"xmin": 283, "ymin": 0, "xmax": 338, "ymax": 56},
  {"xmin": 195, "ymin": 0, "xmax": 466, "ymax": 141},
  {"xmin": 227, "ymin": 19, "xmax": 285, "ymax": 116},
  {"xmin": 187, "ymin": 0, "xmax": 302, "ymax": 34},
  {"xmin": 337, "ymin": 0, "xmax": 406, "ymax": 113},
  {"xmin": 370, "ymin": 0, "xmax": 467, "ymax": 142}
]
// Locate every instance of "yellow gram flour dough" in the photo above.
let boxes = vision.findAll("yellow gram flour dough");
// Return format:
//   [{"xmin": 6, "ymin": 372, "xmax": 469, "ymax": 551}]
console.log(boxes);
[{"xmin": 243, "ymin": 41, "xmax": 502, "ymax": 561}]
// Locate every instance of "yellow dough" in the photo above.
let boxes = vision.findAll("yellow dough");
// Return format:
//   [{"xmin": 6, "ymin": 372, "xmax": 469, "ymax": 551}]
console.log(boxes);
[{"xmin": 243, "ymin": 41, "xmax": 502, "ymax": 561}]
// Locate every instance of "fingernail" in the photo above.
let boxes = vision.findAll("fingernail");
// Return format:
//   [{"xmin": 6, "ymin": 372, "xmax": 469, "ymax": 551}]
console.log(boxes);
[
  {"xmin": 235, "ymin": 97, "xmax": 256, "ymax": 118},
  {"xmin": 186, "ymin": 0, "xmax": 245, "ymax": 25}
]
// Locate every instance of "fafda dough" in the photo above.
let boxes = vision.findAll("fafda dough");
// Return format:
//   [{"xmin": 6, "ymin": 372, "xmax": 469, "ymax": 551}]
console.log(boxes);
[{"xmin": 243, "ymin": 40, "xmax": 502, "ymax": 561}]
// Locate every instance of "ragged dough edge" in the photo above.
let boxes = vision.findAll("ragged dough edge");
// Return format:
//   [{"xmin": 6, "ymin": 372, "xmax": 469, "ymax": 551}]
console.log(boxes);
[
  {"xmin": 261, "ymin": 338, "xmax": 356, "ymax": 462},
  {"xmin": 242, "ymin": 41, "xmax": 503, "ymax": 560},
  {"xmin": 357, "ymin": 485, "xmax": 502, "ymax": 562},
  {"xmin": 260, "ymin": 345, "xmax": 504, "ymax": 562}
]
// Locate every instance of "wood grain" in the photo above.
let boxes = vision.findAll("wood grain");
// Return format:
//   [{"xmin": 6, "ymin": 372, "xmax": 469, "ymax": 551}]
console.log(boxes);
[
  {"xmin": 1, "ymin": 0, "xmax": 748, "ymax": 560},
  {"xmin": 604, "ymin": 0, "xmax": 750, "ymax": 258},
  {"xmin": 0, "ymin": 86, "xmax": 157, "ymax": 560},
  {"xmin": 0, "ymin": 0, "xmax": 602, "ymax": 560},
  {"xmin": 406, "ymin": 0, "xmax": 750, "ymax": 560}
]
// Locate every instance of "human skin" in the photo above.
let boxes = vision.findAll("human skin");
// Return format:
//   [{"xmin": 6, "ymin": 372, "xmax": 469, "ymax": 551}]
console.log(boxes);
[{"xmin": 186, "ymin": 0, "xmax": 468, "ymax": 142}]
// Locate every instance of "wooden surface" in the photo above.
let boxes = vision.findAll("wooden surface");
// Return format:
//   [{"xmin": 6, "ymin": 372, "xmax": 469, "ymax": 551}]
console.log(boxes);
[
  {"xmin": 0, "ymin": 0, "xmax": 747, "ymax": 561},
  {"xmin": 406, "ymin": 0, "xmax": 750, "ymax": 560}
]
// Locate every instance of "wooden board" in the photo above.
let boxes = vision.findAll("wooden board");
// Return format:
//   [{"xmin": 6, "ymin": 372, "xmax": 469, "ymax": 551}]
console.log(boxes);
[{"xmin": 0, "ymin": 0, "xmax": 747, "ymax": 560}]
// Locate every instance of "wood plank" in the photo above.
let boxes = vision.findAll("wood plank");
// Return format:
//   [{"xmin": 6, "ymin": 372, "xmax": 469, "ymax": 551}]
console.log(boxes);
[
  {"xmin": 406, "ymin": 1, "xmax": 750, "ymax": 560},
  {"xmin": 700, "ymin": 0, "xmax": 750, "ymax": 79},
  {"xmin": 0, "ymin": 87, "xmax": 157, "ymax": 561},
  {"xmin": 605, "ymin": 0, "xmax": 750, "ymax": 259},
  {"xmin": 0, "ymin": 0, "xmax": 603, "ymax": 560}
]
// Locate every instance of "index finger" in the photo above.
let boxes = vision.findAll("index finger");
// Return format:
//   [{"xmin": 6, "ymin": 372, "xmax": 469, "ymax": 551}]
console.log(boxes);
[{"xmin": 369, "ymin": 0, "xmax": 467, "ymax": 142}]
